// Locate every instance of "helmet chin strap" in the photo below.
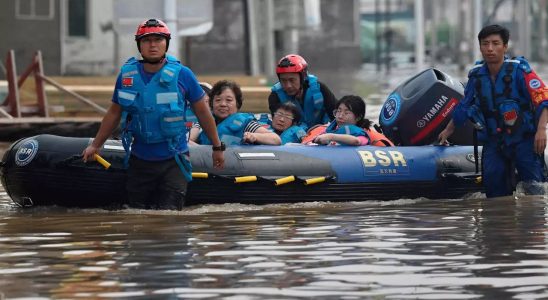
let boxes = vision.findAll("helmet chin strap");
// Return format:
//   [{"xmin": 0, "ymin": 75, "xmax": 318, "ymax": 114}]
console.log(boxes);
[
  {"xmin": 296, "ymin": 85, "xmax": 305, "ymax": 99},
  {"xmin": 140, "ymin": 55, "xmax": 166, "ymax": 65}
]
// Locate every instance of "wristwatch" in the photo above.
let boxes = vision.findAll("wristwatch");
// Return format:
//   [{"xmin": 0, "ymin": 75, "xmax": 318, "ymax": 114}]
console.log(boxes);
[{"xmin": 212, "ymin": 142, "xmax": 226, "ymax": 152}]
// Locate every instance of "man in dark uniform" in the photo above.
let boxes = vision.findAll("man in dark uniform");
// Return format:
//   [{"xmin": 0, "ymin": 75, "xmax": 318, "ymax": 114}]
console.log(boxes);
[{"xmin": 439, "ymin": 24, "xmax": 548, "ymax": 197}]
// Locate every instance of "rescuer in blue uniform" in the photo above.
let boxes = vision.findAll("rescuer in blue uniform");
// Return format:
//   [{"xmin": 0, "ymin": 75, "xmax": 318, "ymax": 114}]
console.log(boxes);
[
  {"xmin": 268, "ymin": 54, "xmax": 338, "ymax": 129},
  {"xmin": 82, "ymin": 19, "xmax": 225, "ymax": 209},
  {"xmin": 439, "ymin": 24, "xmax": 548, "ymax": 198}
]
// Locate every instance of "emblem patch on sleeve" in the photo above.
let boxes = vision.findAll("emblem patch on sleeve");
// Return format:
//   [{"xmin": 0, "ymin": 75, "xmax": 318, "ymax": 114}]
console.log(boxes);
[
  {"xmin": 524, "ymin": 71, "xmax": 548, "ymax": 107},
  {"xmin": 532, "ymin": 87, "xmax": 548, "ymax": 106},
  {"xmin": 122, "ymin": 77, "xmax": 133, "ymax": 87},
  {"xmin": 529, "ymin": 79, "xmax": 541, "ymax": 89}
]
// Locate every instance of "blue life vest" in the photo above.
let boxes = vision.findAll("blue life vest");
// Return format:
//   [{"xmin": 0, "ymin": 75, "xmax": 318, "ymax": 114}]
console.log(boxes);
[
  {"xmin": 469, "ymin": 57, "xmax": 536, "ymax": 145},
  {"xmin": 325, "ymin": 122, "xmax": 369, "ymax": 143},
  {"xmin": 272, "ymin": 125, "xmax": 307, "ymax": 144},
  {"xmin": 271, "ymin": 74, "xmax": 328, "ymax": 129},
  {"xmin": 200, "ymin": 112, "xmax": 256, "ymax": 145},
  {"xmin": 280, "ymin": 125, "xmax": 307, "ymax": 144},
  {"xmin": 257, "ymin": 113, "xmax": 271, "ymax": 126},
  {"xmin": 117, "ymin": 55, "xmax": 192, "ymax": 181},
  {"xmin": 260, "ymin": 114, "xmax": 305, "ymax": 144},
  {"xmin": 118, "ymin": 55, "xmax": 187, "ymax": 145},
  {"xmin": 184, "ymin": 108, "xmax": 198, "ymax": 123}
]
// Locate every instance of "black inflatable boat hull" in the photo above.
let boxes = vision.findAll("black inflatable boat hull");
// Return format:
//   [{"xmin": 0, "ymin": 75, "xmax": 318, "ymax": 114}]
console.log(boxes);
[{"xmin": 1, "ymin": 134, "xmax": 492, "ymax": 208}]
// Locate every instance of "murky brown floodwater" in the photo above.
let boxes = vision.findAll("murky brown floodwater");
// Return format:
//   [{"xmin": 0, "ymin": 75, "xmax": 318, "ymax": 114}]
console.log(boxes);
[
  {"xmin": 0, "ymin": 180, "xmax": 547, "ymax": 299},
  {"xmin": 1, "ymin": 140, "xmax": 548, "ymax": 299}
]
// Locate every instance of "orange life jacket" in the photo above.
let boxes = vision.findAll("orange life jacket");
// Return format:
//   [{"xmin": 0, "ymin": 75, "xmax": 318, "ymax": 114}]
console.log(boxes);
[
  {"xmin": 365, "ymin": 128, "xmax": 394, "ymax": 146},
  {"xmin": 301, "ymin": 124, "xmax": 394, "ymax": 146},
  {"xmin": 301, "ymin": 124, "xmax": 328, "ymax": 144}
]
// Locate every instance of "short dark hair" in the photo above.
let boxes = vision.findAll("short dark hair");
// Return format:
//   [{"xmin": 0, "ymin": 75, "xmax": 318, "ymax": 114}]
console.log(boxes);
[
  {"xmin": 274, "ymin": 102, "xmax": 301, "ymax": 125},
  {"xmin": 478, "ymin": 24, "xmax": 510, "ymax": 45},
  {"xmin": 210, "ymin": 80, "xmax": 243, "ymax": 109}
]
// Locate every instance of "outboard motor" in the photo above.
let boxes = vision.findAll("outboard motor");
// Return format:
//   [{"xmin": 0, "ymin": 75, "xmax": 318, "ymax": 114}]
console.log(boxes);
[{"xmin": 379, "ymin": 68, "xmax": 474, "ymax": 146}]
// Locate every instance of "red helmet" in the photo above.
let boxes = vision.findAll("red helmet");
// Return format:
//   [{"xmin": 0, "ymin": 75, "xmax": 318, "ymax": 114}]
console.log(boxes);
[
  {"xmin": 135, "ymin": 18, "xmax": 171, "ymax": 41},
  {"xmin": 276, "ymin": 54, "xmax": 308, "ymax": 76}
]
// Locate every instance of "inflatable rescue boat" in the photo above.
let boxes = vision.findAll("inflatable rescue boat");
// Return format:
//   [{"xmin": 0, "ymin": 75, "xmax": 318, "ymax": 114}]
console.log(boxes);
[
  {"xmin": 2, "ymin": 68, "xmax": 542, "ymax": 208},
  {"xmin": 1, "ymin": 134, "xmax": 486, "ymax": 208}
]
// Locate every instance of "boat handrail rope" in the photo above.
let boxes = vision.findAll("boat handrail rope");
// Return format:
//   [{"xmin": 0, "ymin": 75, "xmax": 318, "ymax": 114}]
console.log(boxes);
[
  {"xmin": 234, "ymin": 176, "xmax": 258, "ymax": 183},
  {"xmin": 191, "ymin": 173, "xmax": 331, "ymax": 186},
  {"xmin": 275, "ymin": 175, "xmax": 295, "ymax": 186},
  {"xmin": 304, "ymin": 177, "xmax": 326, "ymax": 185},
  {"xmin": 94, "ymin": 154, "xmax": 111, "ymax": 169},
  {"xmin": 192, "ymin": 172, "xmax": 209, "ymax": 179}
]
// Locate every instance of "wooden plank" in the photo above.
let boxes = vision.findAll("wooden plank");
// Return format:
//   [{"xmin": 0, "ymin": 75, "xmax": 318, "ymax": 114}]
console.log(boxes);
[
  {"xmin": 0, "ymin": 106, "xmax": 12, "ymax": 118},
  {"xmin": 34, "ymin": 51, "xmax": 49, "ymax": 117},
  {"xmin": 5, "ymin": 50, "xmax": 20, "ymax": 117},
  {"xmin": 39, "ymin": 75, "xmax": 108, "ymax": 114}
]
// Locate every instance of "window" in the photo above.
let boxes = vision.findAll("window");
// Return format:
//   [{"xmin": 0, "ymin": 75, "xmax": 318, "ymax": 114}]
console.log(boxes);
[
  {"xmin": 68, "ymin": 0, "xmax": 88, "ymax": 37},
  {"xmin": 16, "ymin": 0, "xmax": 54, "ymax": 20}
]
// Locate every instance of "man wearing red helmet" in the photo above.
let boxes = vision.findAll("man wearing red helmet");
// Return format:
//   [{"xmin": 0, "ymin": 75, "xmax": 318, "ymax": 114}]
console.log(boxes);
[
  {"xmin": 268, "ymin": 54, "xmax": 337, "ymax": 129},
  {"xmin": 82, "ymin": 19, "xmax": 224, "ymax": 210}
]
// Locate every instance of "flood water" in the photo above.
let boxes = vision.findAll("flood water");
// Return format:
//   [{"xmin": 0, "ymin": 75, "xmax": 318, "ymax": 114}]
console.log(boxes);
[
  {"xmin": 1, "ymin": 175, "xmax": 547, "ymax": 299},
  {"xmin": 3, "ymin": 66, "xmax": 548, "ymax": 299},
  {"xmin": 2, "ymin": 129, "xmax": 548, "ymax": 300}
]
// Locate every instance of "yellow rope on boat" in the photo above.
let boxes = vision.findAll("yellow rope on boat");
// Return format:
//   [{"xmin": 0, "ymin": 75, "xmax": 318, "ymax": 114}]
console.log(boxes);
[
  {"xmin": 475, "ymin": 176, "xmax": 482, "ymax": 184},
  {"xmin": 304, "ymin": 177, "xmax": 326, "ymax": 185},
  {"xmin": 235, "ymin": 176, "xmax": 258, "ymax": 183},
  {"xmin": 275, "ymin": 175, "xmax": 295, "ymax": 186},
  {"xmin": 192, "ymin": 172, "xmax": 209, "ymax": 179},
  {"xmin": 94, "ymin": 154, "xmax": 111, "ymax": 170}
]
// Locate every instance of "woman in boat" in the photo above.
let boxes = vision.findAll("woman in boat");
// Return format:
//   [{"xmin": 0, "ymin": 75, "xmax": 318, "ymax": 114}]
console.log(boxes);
[
  {"xmin": 308, "ymin": 95, "xmax": 369, "ymax": 146},
  {"xmin": 269, "ymin": 103, "xmax": 307, "ymax": 144},
  {"xmin": 302, "ymin": 95, "xmax": 394, "ymax": 146},
  {"xmin": 193, "ymin": 80, "xmax": 281, "ymax": 146}
]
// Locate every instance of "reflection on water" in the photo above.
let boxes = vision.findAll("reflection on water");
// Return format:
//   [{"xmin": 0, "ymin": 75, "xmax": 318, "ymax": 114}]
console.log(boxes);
[{"xmin": 0, "ymin": 184, "xmax": 547, "ymax": 299}]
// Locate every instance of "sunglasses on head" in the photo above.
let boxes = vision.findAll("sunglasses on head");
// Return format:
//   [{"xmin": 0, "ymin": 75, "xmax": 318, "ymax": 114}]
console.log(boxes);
[
  {"xmin": 278, "ymin": 58, "xmax": 296, "ymax": 68},
  {"xmin": 144, "ymin": 19, "xmax": 163, "ymax": 27}
]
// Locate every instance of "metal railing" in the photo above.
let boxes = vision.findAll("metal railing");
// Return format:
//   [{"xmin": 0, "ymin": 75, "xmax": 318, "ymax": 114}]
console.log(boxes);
[{"xmin": 0, "ymin": 50, "xmax": 107, "ymax": 119}]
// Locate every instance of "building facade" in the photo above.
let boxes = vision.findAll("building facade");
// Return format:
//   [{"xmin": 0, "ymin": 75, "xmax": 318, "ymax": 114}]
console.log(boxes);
[{"xmin": 1, "ymin": 0, "xmax": 362, "ymax": 78}]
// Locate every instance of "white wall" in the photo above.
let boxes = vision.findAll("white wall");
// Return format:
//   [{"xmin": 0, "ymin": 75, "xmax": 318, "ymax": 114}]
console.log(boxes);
[{"xmin": 62, "ymin": 0, "xmax": 117, "ymax": 75}]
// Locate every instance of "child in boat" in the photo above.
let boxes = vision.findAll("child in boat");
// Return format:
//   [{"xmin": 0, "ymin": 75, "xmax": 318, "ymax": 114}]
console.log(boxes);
[
  {"xmin": 269, "ymin": 103, "xmax": 307, "ymax": 144},
  {"xmin": 305, "ymin": 95, "xmax": 370, "ymax": 146}
]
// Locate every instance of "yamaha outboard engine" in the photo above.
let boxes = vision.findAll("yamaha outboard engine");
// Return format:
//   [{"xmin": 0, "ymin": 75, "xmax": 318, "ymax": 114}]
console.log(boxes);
[{"xmin": 379, "ymin": 68, "xmax": 474, "ymax": 146}]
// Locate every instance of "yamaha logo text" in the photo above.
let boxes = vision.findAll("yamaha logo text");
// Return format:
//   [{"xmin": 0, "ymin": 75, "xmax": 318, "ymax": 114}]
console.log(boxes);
[{"xmin": 418, "ymin": 95, "xmax": 449, "ymax": 125}]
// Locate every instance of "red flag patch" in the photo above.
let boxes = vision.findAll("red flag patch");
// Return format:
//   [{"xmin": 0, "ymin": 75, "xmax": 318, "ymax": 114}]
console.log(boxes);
[
  {"xmin": 122, "ymin": 77, "xmax": 133, "ymax": 87},
  {"xmin": 503, "ymin": 110, "xmax": 518, "ymax": 126}
]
